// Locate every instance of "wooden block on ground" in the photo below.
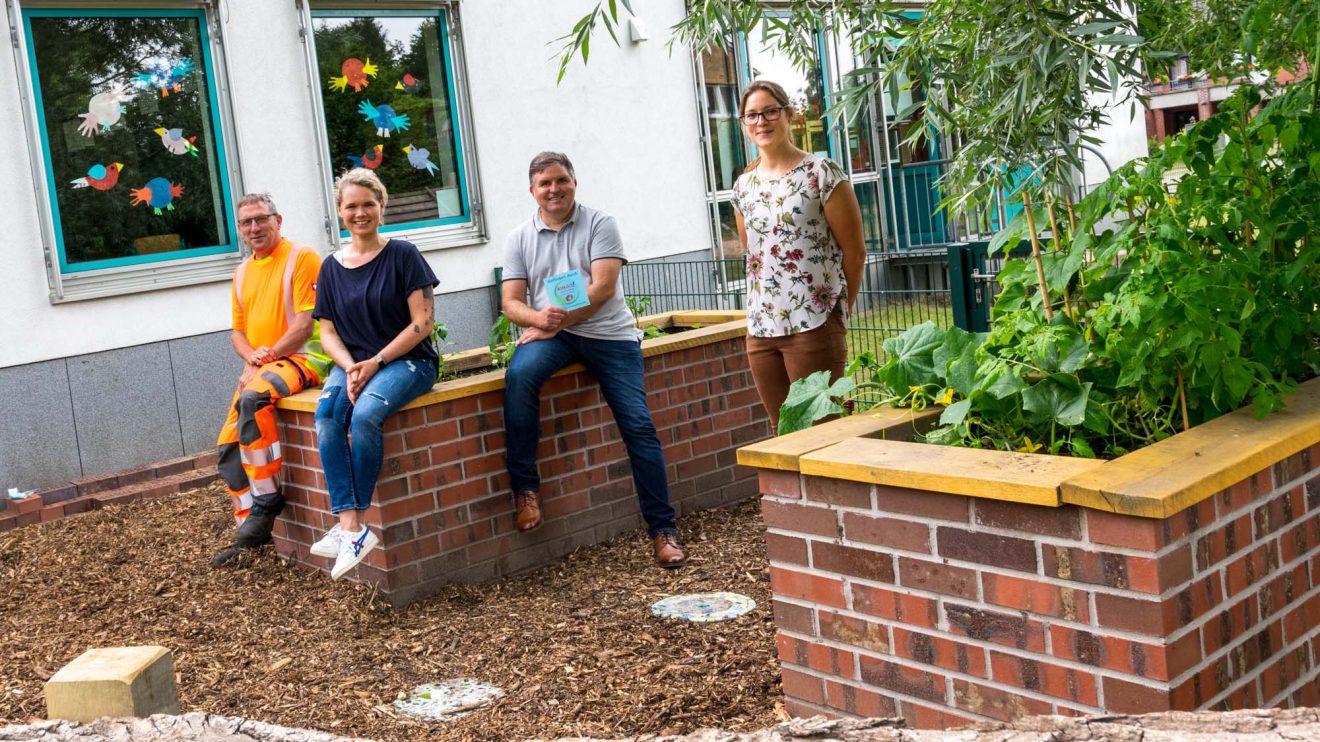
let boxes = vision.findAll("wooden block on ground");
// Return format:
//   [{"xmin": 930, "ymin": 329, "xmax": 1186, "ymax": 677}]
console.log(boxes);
[{"xmin": 45, "ymin": 646, "xmax": 179, "ymax": 722}]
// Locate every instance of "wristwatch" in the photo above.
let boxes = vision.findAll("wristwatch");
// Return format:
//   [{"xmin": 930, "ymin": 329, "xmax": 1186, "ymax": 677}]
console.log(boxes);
[{"xmin": 374, "ymin": 354, "xmax": 387, "ymax": 369}]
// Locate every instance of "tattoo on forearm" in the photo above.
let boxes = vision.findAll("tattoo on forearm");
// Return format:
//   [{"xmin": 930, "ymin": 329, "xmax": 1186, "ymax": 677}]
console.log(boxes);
[{"xmin": 413, "ymin": 324, "xmax": 421, "ymax": 334}]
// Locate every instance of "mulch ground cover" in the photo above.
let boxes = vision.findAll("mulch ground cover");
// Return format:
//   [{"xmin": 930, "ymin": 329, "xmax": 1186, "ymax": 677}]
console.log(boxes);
[{"xmin": 0, "ymin": 485, "xmax": 782, "ymax": 740}]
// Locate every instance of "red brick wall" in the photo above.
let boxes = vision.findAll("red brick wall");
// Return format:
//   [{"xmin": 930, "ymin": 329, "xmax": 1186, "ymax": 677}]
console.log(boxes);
[
  {"xmin": 0, "ymin": 452, "xmax": 218, "ymax": 532},
  {"xmin": 276, "ymin": 335, "xmax": 768, "ymax": 604},
  {"xmin": 761, "ymin": 443, "xmax": 1320, "ymax": 727}
]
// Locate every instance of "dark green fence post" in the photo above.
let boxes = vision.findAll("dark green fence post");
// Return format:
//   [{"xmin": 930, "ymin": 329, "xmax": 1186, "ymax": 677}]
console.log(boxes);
[{"xmin": 946, "ymin": 242, "xmax": 974, "ymax": 331}]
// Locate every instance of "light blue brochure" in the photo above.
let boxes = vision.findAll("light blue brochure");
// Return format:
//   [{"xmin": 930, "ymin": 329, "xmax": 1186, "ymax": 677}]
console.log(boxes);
[{"xmin": 544, "ymin": 270, "xmax": 590, "ymax": 310}]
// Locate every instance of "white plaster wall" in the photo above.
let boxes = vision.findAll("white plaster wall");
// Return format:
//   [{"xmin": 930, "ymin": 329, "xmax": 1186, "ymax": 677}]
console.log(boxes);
[
  {"xmin": 1082, "ymin": 91, "xmax": 1150, "ymax": 194},
  {"xmin": 2, "ymin": 0, "xmax": 711, "ymax": 368},
  {"xmin": 447, "ymin": 0, "xmax": 710, "ymax": 272}
]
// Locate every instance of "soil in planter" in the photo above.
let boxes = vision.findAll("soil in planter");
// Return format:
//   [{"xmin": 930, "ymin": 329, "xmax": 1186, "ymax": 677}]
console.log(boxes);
[{"xmin": 0, "ymin": 485, "xmax": 780, "ymax": 741}]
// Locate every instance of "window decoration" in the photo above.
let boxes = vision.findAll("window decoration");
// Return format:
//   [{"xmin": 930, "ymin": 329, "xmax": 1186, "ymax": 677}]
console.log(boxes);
[
  {"xmin": 22, "ymin": 9, "xmax": 235, "ymax": 274},
  {"xmin": 312, "ymin": 9, "xmax": 469, "ymax": 230}
]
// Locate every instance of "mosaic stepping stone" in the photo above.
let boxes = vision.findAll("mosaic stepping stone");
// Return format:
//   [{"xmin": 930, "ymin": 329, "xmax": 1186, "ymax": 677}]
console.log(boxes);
[
  {"xmin": 651, "ymin": 591, "xmax": 756, "ymax": 623},
  {"xmin": 393, "ymin": 678, "xmax": 504, "ymax": 720}
]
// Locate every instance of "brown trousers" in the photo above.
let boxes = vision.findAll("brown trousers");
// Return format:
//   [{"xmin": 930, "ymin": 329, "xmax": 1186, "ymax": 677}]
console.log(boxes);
[{"xmin": 745, "ymin": 306, "xmax": 849, "ymax": 434}]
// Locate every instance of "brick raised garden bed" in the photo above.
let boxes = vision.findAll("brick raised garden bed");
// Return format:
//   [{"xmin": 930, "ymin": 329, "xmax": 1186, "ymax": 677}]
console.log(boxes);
[
  {"xmin": 737, "ymin": 378, "xmax": 1320, "ymax": 728},
  {"xmin": 274, "ymin": 311, "xmax": 769, "ymax": 605}
]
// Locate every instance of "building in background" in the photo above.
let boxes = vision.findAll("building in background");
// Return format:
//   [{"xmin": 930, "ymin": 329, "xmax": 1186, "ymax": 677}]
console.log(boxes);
[{"xmin": 1, "ymin": 0, "xmax": 1149, "ymax": 492}]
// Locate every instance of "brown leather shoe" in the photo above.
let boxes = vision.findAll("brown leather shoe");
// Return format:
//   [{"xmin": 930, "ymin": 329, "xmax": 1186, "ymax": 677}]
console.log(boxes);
[
  {"xmin": 514, "ymin": 489, "xmax": 542, "ymax": 532},
  {"xmin": 652, "ymin": 531, "xmax": 686, "ymax": 568}
]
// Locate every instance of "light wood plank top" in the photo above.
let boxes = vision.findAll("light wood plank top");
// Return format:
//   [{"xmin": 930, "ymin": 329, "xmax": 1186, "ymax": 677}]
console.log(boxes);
[
  {"xmin": 1061, "ymin": 378, "xmax": 1320, "ymax": 518},
  {"xmin": 735, "ymin": 408, "xmax": 939, "ymax": 472},
  {"xmin": 800, "ymin": 438, "xmax": 1104, "ymax": 506}
]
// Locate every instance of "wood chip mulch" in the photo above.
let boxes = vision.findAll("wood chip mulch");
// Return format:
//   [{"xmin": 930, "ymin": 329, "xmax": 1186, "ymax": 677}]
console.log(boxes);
[{"xmin": 0, "ymin": 485, "xmax": 783, "ymax": 741}]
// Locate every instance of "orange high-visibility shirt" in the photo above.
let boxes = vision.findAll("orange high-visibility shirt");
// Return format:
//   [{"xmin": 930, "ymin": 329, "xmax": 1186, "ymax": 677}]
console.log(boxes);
[{"xmin": 231, "ymin": 239, "xmax": 322, "ymax": 349}]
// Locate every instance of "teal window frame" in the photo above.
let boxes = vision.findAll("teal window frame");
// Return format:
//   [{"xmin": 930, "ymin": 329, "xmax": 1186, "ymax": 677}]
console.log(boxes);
[
  {"xmin": 20, "ymin": 6, "xmax": 238, "ymax": 275},
  {"xmin": 310, "ymin": 7, "xmax": 472, "ymax": 237}
]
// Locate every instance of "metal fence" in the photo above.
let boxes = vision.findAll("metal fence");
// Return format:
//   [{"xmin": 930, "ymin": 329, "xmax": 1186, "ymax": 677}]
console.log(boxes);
[{"xmin": 620, "ymin": 253, "xmax": 954, "ymax": 362}]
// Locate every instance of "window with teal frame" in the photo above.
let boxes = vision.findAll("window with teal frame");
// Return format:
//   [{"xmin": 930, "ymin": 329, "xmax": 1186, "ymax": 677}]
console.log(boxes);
[
  {"xmin": 22, "ymin": 8, "xmax": 236, "ymax": 275},
  {"xmin": 311, "ymin": 8, "xmax": 469, "ymax": 233}
]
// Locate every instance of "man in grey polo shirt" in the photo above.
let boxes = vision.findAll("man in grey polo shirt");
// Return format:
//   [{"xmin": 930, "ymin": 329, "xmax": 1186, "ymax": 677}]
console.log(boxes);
[{"xmin": 500, "ymin": 151, "xmax": 685, "ymax": 568}]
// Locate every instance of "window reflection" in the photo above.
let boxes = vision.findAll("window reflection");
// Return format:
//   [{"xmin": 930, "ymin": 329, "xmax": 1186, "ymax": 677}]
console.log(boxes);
[
  {"xmin": 835, "ymin": 51, "xmax": 876, "ymax": 173},
  {"xmin": 313, "ymin": 11, "xmax": 467, "ymax": 229},
  {"xmin": 745, "ymin": 22, "xmax": 829, "ymax": 157},
  {"xmin": 853, "ymin": 181, "xmax": 884, "ymax": 251},
  {"xmin": 716, "ymin": 200, "xmax": 744, "ymax": 260},
  {"xmin": 700, "ymin": 45, "xmax": 745, "ymax": 192},
  {"xmin": 26, "ymin": 12, "xmax": 233, "ymax": 271}
]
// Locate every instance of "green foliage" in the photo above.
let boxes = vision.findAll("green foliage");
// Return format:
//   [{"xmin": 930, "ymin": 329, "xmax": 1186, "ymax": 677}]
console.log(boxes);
[
  {"xmin": 778, "ymin": 370, "xmax": 855, "ymax": 435},
  {"xmin": 625, "ymin": 295, "xmax": 664, "ymax": 339},
  {"xmin": 430, "ymin": 321, "xmax": 453, "ymax": 381},
  {"xmin": 784, "ymin": 84, "xmax": 1320, "ymax": 454},
  {"xmin": 489, "ymin": 313, "xmax": 516, "ymax": 369},
  {"xmin": 551, "ymin": 0, "xmax": 635, "ymax": 83}
]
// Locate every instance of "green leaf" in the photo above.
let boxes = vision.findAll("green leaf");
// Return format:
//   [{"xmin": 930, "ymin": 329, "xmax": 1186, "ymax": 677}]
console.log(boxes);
[
  {"xmin": 878, "ymin": 322, "xmax": 946, "ymax": 394},
  {"xmin": 932, "ymin": 326, "xmax": 984, "ymax": 394},
  {"xmin": 1021, "ymin": 378, "xmax": 1092, "ymax": 426},
  {"xmin": 1071, "ymin": 20, "xmax": 1122, "ymax": 36},
  {"xmin": 985, "ymin": 366, "xmax": 1028, "ymax": 399},
  {"xmin": 778, "ymin": 371, "xmax": 855, "ymax": 435},
  {"xmin": 1069, "ymin": 437, "xmax": 1097, "ymax": 458},
  {"xmin": 939, "ymin": 398, "xmax": 972, "ymax": 426},
  {"xmin": 922, "ymin": 425, "xmax": 963, "ymax": 446}
]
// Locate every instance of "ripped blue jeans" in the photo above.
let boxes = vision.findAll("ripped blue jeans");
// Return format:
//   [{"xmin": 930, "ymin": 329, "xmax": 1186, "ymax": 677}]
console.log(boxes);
[{"xmin": 314, "ymin": 359, "xmax": 435, "ymax": 514}]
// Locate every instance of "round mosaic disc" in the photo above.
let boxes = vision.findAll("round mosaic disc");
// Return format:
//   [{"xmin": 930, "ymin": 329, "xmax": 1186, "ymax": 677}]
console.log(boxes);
[
  {"xmin": 650, "ymin": 591, "xmax": 756, "ymax": 623},
  {"xmin": 392, "ymin": 678, "xmax": 504, "ymax": 721}
]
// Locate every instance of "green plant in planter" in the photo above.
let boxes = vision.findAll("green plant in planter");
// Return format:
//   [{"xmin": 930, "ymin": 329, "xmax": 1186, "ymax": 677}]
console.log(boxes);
[
  {"xmin": 626, "ymin": 295, "xmax": 665, "ymax": 339},
  {"xmin": 557, "ymin": 0, "xmax": 1319, "ymax": 454},
  {"xmin": 783, "ymin": 85, "xmax": 1320, "ymax": 452},
  {"xmin": 430, "ymin": 321, "xmax": 454, "ymax": 381},
  {"xmin": 489, "ymin": 313, "xmax": 516, "ymax": 369}
]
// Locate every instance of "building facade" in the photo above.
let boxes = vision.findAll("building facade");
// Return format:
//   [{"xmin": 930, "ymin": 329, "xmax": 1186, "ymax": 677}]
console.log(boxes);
[{"xmin": 1, "ymin": 0, "xmax": 1149, "ymax": 493}]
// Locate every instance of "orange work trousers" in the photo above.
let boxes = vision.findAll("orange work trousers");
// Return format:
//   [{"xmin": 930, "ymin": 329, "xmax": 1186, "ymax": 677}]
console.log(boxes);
[{"xmin": 216, "ymin": 357, "xmax": 317, "ymax": 523}]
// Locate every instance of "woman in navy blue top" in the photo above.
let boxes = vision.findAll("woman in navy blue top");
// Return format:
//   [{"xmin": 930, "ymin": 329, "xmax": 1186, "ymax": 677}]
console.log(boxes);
[{"xmin": 310, "ymin": 168, "xmax": 438, "ymax": 580}]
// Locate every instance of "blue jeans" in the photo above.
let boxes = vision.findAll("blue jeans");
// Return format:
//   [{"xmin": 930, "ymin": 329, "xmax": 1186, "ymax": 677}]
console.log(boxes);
[
  {"xmin": 315, "ymin": 359, "xmax": 435, "ymax": 514},
  {"xmin": 503, "ymin": 330, "xmax": 676, "ymax": 536}
]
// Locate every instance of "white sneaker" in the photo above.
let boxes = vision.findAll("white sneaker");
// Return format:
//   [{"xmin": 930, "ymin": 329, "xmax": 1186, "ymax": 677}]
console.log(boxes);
[
  {"xmin": 331, "ymin": 527, "xmax": 379, "ymax": 580},
  {"xmin": 310, "ymin": 524, "xmax": 343, "ymax": 558}
]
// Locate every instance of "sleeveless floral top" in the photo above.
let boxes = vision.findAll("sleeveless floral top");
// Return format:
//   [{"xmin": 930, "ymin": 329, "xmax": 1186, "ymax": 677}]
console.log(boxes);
[{"xmin": 731, "ymin": 154, "xmax": 849, "ymax": 338}]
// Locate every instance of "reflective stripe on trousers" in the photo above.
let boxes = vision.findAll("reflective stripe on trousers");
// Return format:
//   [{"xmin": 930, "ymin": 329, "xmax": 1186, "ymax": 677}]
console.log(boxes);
[{"xmin": 216, "ymin": 357, "xmax": 315, "ymax": 521}]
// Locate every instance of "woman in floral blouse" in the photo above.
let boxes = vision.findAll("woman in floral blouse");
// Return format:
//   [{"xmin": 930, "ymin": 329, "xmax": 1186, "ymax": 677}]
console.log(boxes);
[{"xmin": 731, "ymin": 80, "xmax": 866, "ymax": 432}]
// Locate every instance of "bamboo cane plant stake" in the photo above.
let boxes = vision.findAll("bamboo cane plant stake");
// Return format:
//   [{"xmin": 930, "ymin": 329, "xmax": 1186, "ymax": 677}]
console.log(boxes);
[
  {"xmin": 1021, "ymin": 190, "xmax": 1054, "ymax": 321},
  {"xmin": 1044, "ymin": 190, "xmax": 1073, "ymax": 320}
]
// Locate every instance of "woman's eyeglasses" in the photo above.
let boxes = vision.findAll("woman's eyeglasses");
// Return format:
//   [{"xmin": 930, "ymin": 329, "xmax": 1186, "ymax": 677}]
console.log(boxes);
[{"xmin": 740, "ymin": 106, "xmax": 790, "ymax": 124}]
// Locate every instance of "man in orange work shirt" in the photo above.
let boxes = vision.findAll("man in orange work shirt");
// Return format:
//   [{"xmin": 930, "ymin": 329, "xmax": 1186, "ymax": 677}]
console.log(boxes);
[{"xmin": 212, "ymin": 193, "xmax": 329, "ymax": 566}]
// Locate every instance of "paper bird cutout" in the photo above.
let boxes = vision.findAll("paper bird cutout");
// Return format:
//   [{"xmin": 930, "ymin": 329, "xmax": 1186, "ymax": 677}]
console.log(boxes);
[
  {"xmin": 136, "ymin": 58, "xmax": 195, "ymax": 97},
  {"xmin": 129, "ymin": 177, "xmax": 185, "ymax": 215},
  {"xmin": 357, "ymin": 100, "xmax": 410, "ymax": 137},
  {"xmin": 346, "ymin": 144, "xmax": 384, "ymax": 169},
  {"xmin": 329, "ymin": 57, "xmax": 378, "ymax": 93},
  {"xmin": 403, "ymin": 144, "xmax": 439, "ymax": 176},
  {"xmin": 154, "ymin": 127, "xmax": 199, "ymax": 157},
  {"xmin": 71, "ymin": 162, "xmax": 124, "ymax": 191},
  {"xmin": 394, "ymin": 72, "xmax": 421, "ymax": 94},
  {"xmin": 76, "ymin": 87, "xmax": 132, "ymax": 137}
]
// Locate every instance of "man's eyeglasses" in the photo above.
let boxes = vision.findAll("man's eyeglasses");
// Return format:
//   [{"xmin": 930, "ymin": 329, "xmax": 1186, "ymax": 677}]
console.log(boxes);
[
  {"xmin": 238, "ymin": 213, "xmax": 277, "ymax": 228},
  {"xmin": 740, "ymin": 106, "xmax": 790, "ymax": 125}
]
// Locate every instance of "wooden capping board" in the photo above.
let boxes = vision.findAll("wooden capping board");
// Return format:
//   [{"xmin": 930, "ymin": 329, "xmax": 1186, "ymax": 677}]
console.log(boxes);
[
  {"xmin": 801, "ymin": 438, "xmax": 1105, "ymax": 507},
  {"xmin": 736, "ymin": 408, "xmax": 940, "ymax": 472},
  {"xmin": 278, "ymin": 317, "xmax": 748, "ymax": 413},
  {"xmin": 1061, "ymin": 377, "xmax": 1320, "ymax": 519}
]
